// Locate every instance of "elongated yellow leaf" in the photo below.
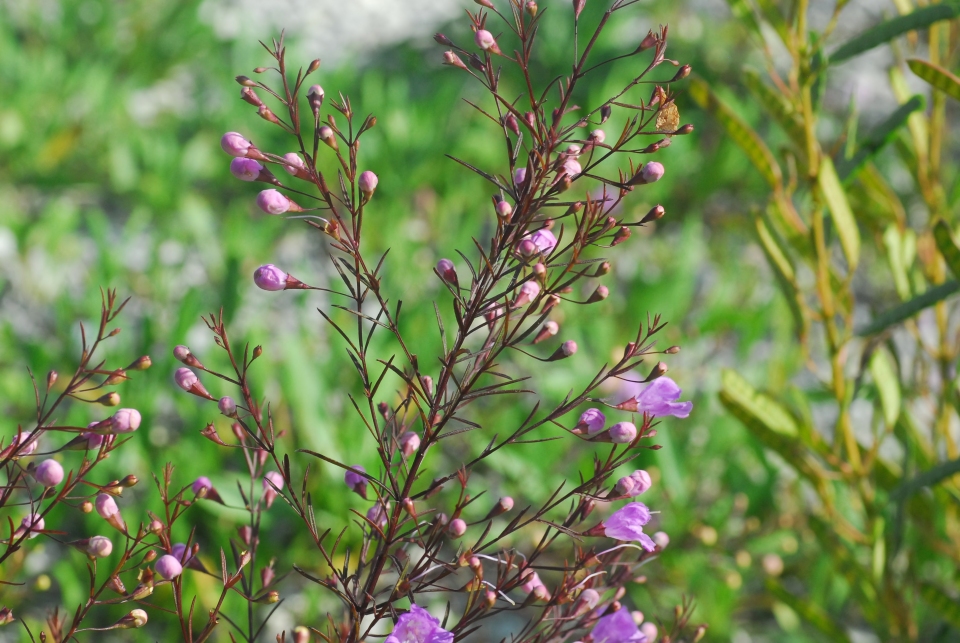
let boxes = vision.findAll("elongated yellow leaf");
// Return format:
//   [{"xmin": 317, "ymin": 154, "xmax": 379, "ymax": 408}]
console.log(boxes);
[{"xmin": 818, "ymin": 157, "xmax": 860, "ymax": 270}]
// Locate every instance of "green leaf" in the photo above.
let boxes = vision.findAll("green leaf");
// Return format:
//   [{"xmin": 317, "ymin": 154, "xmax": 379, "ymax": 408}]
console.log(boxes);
[
  {"xmin": 882, "ymin": 225, "xmax": 915, "ymax": 301},
  {"xmin": 766, "ymin": 580, "xmax": 853, "ymax": 643},
  {"xmin": 755, "ymin": 214, "xmax": 806, "ymax": 340},
  {"xmin": 818, "ymin": 156, "xmax": 860, "ymax": 270},
  {"xmin": 919, "ymin": 582, "xmax": 960, "ymax": 629},
  {"xmin": 742, "ymin": 68, "xmax": 806, "ymax": 148},
  {"xmin": 869, "ymin": 348, "xmax": 901, "ymax": 427},
  {"xmin": 908, "ymin": 58, "xmax": 960, "ymax": 102},
  {"xmin": 828, "ymin": 2, "xmax": 960, "ymax": 67},
  {"xmin": 836, "ymin": 95, "xmax": 925, "ymax": 182},
  {"xmin": 856, "ymin": 281, "xmax": 960, "ymax": 336},
  {"xmin": 689, "ymin": 78, "xmax": 783, "ymax": 190},
  {"xmin": 933, "ymin": 219, "xmax": 960, "ymax": 280},
  {"xmin": 724, "ymin": 0, "xmax": 763, "ymax": 39},
  {"xmin": 891, "ymin": 457, "xmax": 960, "ymax": 501}
]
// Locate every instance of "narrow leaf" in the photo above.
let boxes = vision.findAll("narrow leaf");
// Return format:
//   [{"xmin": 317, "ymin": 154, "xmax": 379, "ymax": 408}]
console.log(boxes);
[
  {"xmin": 828, "ymin": 2, "xmax": 960, "ymax": 66},
  {"xmin": 765, "ymin": 580, "xmax": 852, "ymax": 643},
  {"xmin": 933, "ymin": 220, "xmax": 960, "ymax": 280},
  {"xmin": 818, "ymin": 156, "xmax": 860, "ymax": 270},
  {"xmin": 755, "ymin": 215, "xmax": 806, "ymax": 340},
  {"xmin": 689, "ymin": 78, "xmax": 782, "ymax": 190},
  {"xmin": 836, "ymin": 95, "xmax": 925, "ymax": 182},
  {"xmin": 742, "ymin": 69, "xmax": 806, "ymax": 148},
  {"xmin": 891, "ymin": 457, "xmax": 960, "ymax": 501},
  {"xmin": 869, "ymin": 347, "xmax": 900, "ymax": 427},
  {"xmin": 908, "ymin": 58, "xmax": 960, "ymax": 102},
  {"xmin": 919, "ymin": 582, "xmax": 960, "ymax": 629},
  {"xmin": 856, "ymin": 281, "xmax": 960, "ymax": 336},
  {"xmin": 882, "ymin": 225, "xmax": 915, "ymax": 301},
  {"xmin": 720, "ymin": 369, "xmax": 798, "ymax": 438}
]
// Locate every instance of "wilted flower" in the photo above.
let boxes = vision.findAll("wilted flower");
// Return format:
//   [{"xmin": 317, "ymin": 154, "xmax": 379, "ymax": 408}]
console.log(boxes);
[
  {"xmin": 155, "ymin": 554, "xmax": 183, "ymax": 580},
  {"xmin": 344, "ymin": 465, "xmax": 368, "ymax": 499},
  {"xmin": 384, "ymin": 604, "xmax": 453, "ymax": 643},
  {"xmin": 602, "ymin": 503, "xmax": 655, "ymax": 551},
  {"xmin": 34, "ymin": 459, "xmax": 64, "ymax": 487},
  {"xmin": 591, "ymin": 607, "xmax": 647, "ymax": 643},
  {"xmin": 615, "ymin": 470, "xmax": 652, "ymax": 497}
]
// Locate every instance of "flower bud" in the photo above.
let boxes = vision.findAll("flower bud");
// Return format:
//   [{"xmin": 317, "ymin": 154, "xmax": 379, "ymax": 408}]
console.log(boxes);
[
  {"xmin": 533, "ymin": 321, "xmax": 559, "ymax": 344},
  {"xmin": 641, "ymin": 204, "xmax": 665, "ymax": 224},
  {"xmin": 261, "ymin": 565, "xmax": 276, "ymax": 588},
  {"xmin": 516, "ymin": 239, "xmax": 538, "ymax": 258},
  {"xmin": 366, "ymin": 502, "xmax": 388, "ymax": 530},
  {"xmin": 615, "ymin": 470, "xmax": 652, "ymax": 497},
  {"xmin": 514, "ymin": 167, "xmax": 527, "ymax": 186},
  {"xmin": 600, "ymin": 103, "xmax": 612, "ymax": 123},
  {"xmin": 149, "ymin": 519, "xmax": 163, "ymax": 534},
  {"xmin": 95, "ymin": 391, "xmax": 120, "ymax": 406},
  {"xmin": 344, "ymin": 465, "xmax": 368, "ymax": 499},
  {"xmin": 575, "ymin": 588, "xmax": 600, "ymax": 615},
  {"xmin": 263, "ymin": 471, "xmax": 285, "ymax": 508},
  {"xmin": 155, "ymin": 554, "xmax": 183, "ymax": 580},
  {"xmin": 608, "ymin": 422, "xmax": 638, "ymax": 444},
  {"xmin": 590, "ymin": 129, "xmax": 606, "ymax": 144},
  {"xmin": 635, "ymin": 162, "xmax": 664, "ymax": 185},
  {"xmin": 587, "ymin": 285, "xmax": 609, "ymax": 303},
  {"xmin": 218, "ymin": 396, "xmax": 237, "ymax": 417},
  {"xmin": 474, "ymin": 30, "xmax": 501, "ymax": 54},
  {"xmin": 257, "ymin": 189, "xmax": 302, "ymax": 215},
  {"xmin": 174, "ymin": 368, "xmax": 214, "ymax": 400},
  {"xmin": 496, "ymin": 200, "xmax": 513, "ymax": 219},
  {"xmin": 671, "ymin": 64, "xmax": 692, "ymax": 82},
  {"xmin": 220, "ymin": 132, "xmax": 253, "ymax": 157},
  {"xmin": 573, "ymin": 0, "xmax": 586, "ymax": 19},
  {"xmin": 436, "ymin": 258, "xmax": 458, "ymax": 286},
  {"xmin": 513, "ymin": 281, "xmax": 540, "ymax": 307},
  {"xmin": 16, "ymin": 513, "xmax": 44, "ymax": 540},
  {"xmin": 307, "ymin": 84, "xmax": 324, "ymax": 113},
  {"xmin": 34, "ymin": 459, "xmax": 64, "ymax": 487},
  {"xmin": 191, "ymin": 476, "xmax": 222, "ymax": 503},
  {"xmin": 641, "ymin": 623, "xmax": 658, "ymax": 640},
  {"xmin": 258, "ymin": 104, "xmax": 280, "ymax": 124},
  {"xmin": 561, "ymin": 158, "xmax": 582, "ymax": 178},
  {"xmin": 540, "ymin": 294, "xmax": 561, "ymax": 314},
  {"xmin": 112, "ymin": 408, "xmax": 141, "ymax": 433},
  {"xmin": 319, "ymin": 125, "xmax": 338, "ymax": 149},
  {"xmin": 443, "ymin": 50, "xmax": 468, "ymax": 71},
  {"xmin": 230, "ymin": 158, "xmax": 264, "ymax": 182},
  {"xmin": 653, "ymin": 531, "xmax": 670, "ymax": 548},
  {"xmin": 281, "ymin": 152, "xmax": 307, "ymax": 176},
  {"xmin": 240, "ymin": 86, "xmax": 263, "ymax": 107},
  {"xmin": 674, "ymin": 123, "xmax": 695, "ymax": 135},
  {"xmin": 293, "ymin": 626, "xmax": 311, "ymax": 643},
  {"xmin": 114, "ymin": 609, "xmax": 148, "ymax": 629},
  {"xmin": 83, "ymin": 535, "xmax": 114, "ymax": 558},
  {"xmin": 358, "ymin": 170, "xmax": 378, "ymax": 199},
  {"xmin": 504, "ymin": 113, "xmax": 520, "ymax": 137},
  {"xmin": 612, "ymin": 226, "xmax": 631, "ymax": 246},
  {"xmin": 399, "ymin": 431, "xmax": 420, "ymax": 457},
  {"xmin": 485, "ymin": 496, "xmax": 514, "ymax": 520},
  {"xmin": 448, "ymin": 518, "xmax": 467, "ymax": 538},
  {"xmin": 96, "ymin": 493, "xmax": 127, "ymax": 532},
  {"xmin": 575, "ymin": 408, "xmax": 606, "ymax": 435},
  {"xmin": 547, "ymin": 340, "xmax": 577, "ymax": 361}
]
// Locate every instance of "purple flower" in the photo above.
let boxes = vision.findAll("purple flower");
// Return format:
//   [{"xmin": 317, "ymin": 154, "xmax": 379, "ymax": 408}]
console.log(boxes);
[
  {"xmin": 366, "ymin": 502, "xmax": 388, "ymax": 530},
  {"xmin": 17, "ymin": 513, "xmax": 44, "ymax": 540},
  {"xmin": 526, "ymin": 229, "xmax": 557, "ymax": 254},
  {"xmin": 254, "ymin": 264, "xmax": 288, "ymax": 291},
  {"xmin": 640, "ymin": 161, "xmax": 664, "ymax": 183},
  {"xmin": 591, "ymin": 608, "xmax": 647, "ymax": 643},
  {"xmin": 155, "ymin": 554, "xmax": 183, "ymax": 580},
  {"xmin": 112, "ymin": 408, "xmax": 141, "ymax": 433},
  {"xmin": 192, "ymin": 476, "xmax": 213, "ymax": 497},
  {"xmin": 604, "ymin": 503, "xmax": 655, "ymax": 551},
  {"xmin": 385, "ymin": 604, "xmax": 453, "ymax": 643},
  {"xmin": 514, "ymin": 167, "xmax": 527, "ymax": 185},
  {"xmin": 281, "ymin": 152, "xmax": 305, "ymax": 175},
  {"xmin": 174, "ymin": 368, "xmax": 199, "ymax": 391},
  {"xmin": 35, "ymin": 459, "xmax": 64, "ymax": 487},
  {"xmin": 436, "ymin": 259, "xmax": 457, "ymax": 285},
  {"xmin": 358, "ymin": 170, "xmax": 379, "ymax": 197},
  {"xmin": 171, "ymin": 542, "xmax": 194, "ymax": 564},
  {"xmin": 220, "ymin": 132, "xmax": 253, "ymax": 157},
  {"xmin": 608, "ymin": 421, "xmax": 637, "ymax": 444},
  {"xmin": 85, "ymin": 535, "xmax": 114, "ymax": 558},
  {"xmin": 256, "ymin": 189, "xmax": 292, "ymax": 215},
  {"xmin": 344, "ymin": 465, "xmax": 368, "ymax": 499},
  {"xmin": 399, "ymin": 431, "xmax": 420, "ymax": 457},
  {"xmin": 577, "ymin": 408, "xmax": 606, "ymax": 434},
  {"xmin": 230, "ymin": 157, "xmax": 263, "ymax": 181},
  {"xmin": 635, "ymin": 376, "xmax": 692, "ymax": 419},
  {"xmin": 615, "ymin": 470, "xmax": 652, "ymax": 497},
  {"xmin": 96, "ymin": 493, "xmax": 120, "ymax": 520},
  {"xmin": 218, "ymin": 396, "xmax": 237, "ymax": 417}
]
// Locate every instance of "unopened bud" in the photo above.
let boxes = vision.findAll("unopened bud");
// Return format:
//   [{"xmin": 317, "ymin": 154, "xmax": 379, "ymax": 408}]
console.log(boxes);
[
  {"xmin": 485, "ymin": 496, "xmax": 514, "ymax": 519},
  {"xmin": 155, "ymin": 555, "xmax": 183, "ymax": 580},
  {"xmin": 241, "ymin": 87, "xmax": 263, "ymax": 107},
  {"xmin": 612, "ymin": 226, "xmax": 631, "ymax": 246},
  {"xmin": 573, "ymin": 0, "xmax": 586, "ymax": 19},
  {"xmin": 448, "ymin": 518, "xmax": 467, "ymax": 538},
  {"xmin": 97, "ymin": 392, "xmax": 121, "ymax": 406},
  {"xmin": 46, "ymin": 371, "xmax": 58, "ymax": 390},
  {"xmin": 127, "ymin": 355, "xmax": 152, "ymax": 371},
  {"xmin": 646, "ymin": 361, "xmax": 668, "ymax": 381},
  {"xmin": 587, "ymin": 285, "xmax": 609, "ymax": 303},
  {"xmin": 600, "ymin": 104, "xmax": 612, "ymax": 123},
  {"xmin": 474, "ymin": 30, "xmax": 501, "ymax": 55},
  {"xmin": 358, "ymin": 170, "xmax": 378, "ymax": 199},
  {"xmin": 641, "ymin": 204, "xmax": 665, "ymax": 224},
  {"xmin": 294, "ymin": 626, "xmax": 311, "ymax": 643},
  {"xmin": 533, "ymin": 321, "xmax": 559, "ymax": 344},
  {"xmin": 218, "ymin": 396, "xmax": 237, "ymax": 417},
  {"xmin": 149, "ymin": 519, "xmax": 163, "ymax": 533},
  {"xmin": 443, "ymin": 51, "xmax": 468, "ymax": 71},
  {"xmin": 344, "ymin": 465, "xmax": 368, "ymax": 499},
  {"xmin": 671, "ymin": 65, "xmax": 692, "ymax": 82},
  {"xmin": 674, "ymin": 123, "xmax": 695, "ymax": 135},
  {"xmin": 174, "ymin": 368, "xmax": 214, "ymax": 400},
  {"xmin": 114, "ymin": 609, "xmax": 148, "ymax": 629},
  {"xmin": 307, "ymin": 84, "xmax": 324, "ymax": 113},
  {"xmin": 436, "ymin": 258, "xmax": 458, "ymax": 286},
  {"xmin": 434, "ymin": 33, "xmax": 453, "ymax": 46},
  {"xmin": 261, "ymin": 565, "xmax": 276, "ymax": 588},
  {"xmin": 34, "ymin": 459, "xmax": 64, "ymax": 487},
  {"xmin": 547, "ymin": 340, "xmax": 577, "ymax": 361},
  {"xmin": 608, "ymin": 421, "xmax": 638, "ymax": 443},
  {"xmin": 318, "ymin": 125, "xmax": 338, "ymax": 149},
  {"xmin": 103, "ymin": 369, "xmax": 127, "ymax": 386},
  {"xmin": 258, "ymin": 105, "xmax": 280, "ymax": 124},
  {"xmin": 540, "ymin": 294, "xmax": 561, "ymax": 314},
  {"xmin": 504, "ymin": 113, "xmax": 520, "ymax": 136}
]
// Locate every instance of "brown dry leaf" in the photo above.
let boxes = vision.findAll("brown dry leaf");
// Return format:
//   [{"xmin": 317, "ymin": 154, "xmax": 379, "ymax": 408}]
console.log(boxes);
[{"xmin": 656, "ymin": 101, "xmax": 680, "ymax": 133}]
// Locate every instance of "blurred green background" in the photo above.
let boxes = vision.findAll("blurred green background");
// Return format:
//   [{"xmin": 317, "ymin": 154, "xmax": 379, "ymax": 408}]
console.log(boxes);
[{"xmin": 2, "ymin": 0, "xmax": 958, "ymax": 641}]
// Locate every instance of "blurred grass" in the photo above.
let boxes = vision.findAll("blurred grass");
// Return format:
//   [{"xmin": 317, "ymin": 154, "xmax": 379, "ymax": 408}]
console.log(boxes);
[{"xmin": 0, "ymin": 0, "xmax": 864, "ymax": 641}]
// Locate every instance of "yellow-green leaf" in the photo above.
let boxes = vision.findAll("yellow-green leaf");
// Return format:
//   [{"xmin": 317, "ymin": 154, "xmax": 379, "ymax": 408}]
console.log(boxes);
[
  {"xmin": 755, "ymin": 214, "xmax": 807, "ymax": 340},
  {"xmin": 908, "ymin": 58, "xmax": 960, "ymax": 102},
  {"xmin": 933, "ymin": 219, "xmax": 960, "ymax": 280},
  {"xmin": 919, "ymin": 582, "xmax": 960, "ymax": 629},
  {"xmin": 689, "ymin": 78, "xmax": 783, "ymax": 190},
  {"xmin": 742, "ymin": 69, "xmax": 806, "ymax": 149},
  {"xmin": 869, "ymin": 348, "xmax": 900, "ymax": 427},
  {"xmin": 818, "ymin": 156, "xmax": 860, "ymax": 270},
  {"xmin": 883, "ymin": 225, "xmax": 915, "ymax": 300}
]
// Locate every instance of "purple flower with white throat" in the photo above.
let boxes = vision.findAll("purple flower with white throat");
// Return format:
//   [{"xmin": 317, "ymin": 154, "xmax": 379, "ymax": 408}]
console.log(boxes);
[
  {"xmin": 634, "ymin": 376, "xmax": 692, "ymax": 418},
  {"xmin": 384, "ymin": 604, "xmax": 453, "ymax": 643},
  {"xmin": 600, "ymin": 502, "xmax": 656, "ymax": 551},
  {"xmin": 591, "ymin": 607, "xmax": 647, "ymax": 643}
]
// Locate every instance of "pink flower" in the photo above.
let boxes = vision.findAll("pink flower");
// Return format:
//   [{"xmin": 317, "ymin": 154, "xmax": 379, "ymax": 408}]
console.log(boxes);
[
  {"xmin": 17, "ymin": 513, "xmax": 44, "ymax": 540},
  {"xmin": 344, "ymin": 465, "xmax": 368, "ymax": 499},
  {"xmin": 448, "ymin": 518, "xmax": 467, "ymax": 538},
  {"xmin": 281, "ymin": 152, "xmax": 305, "ymax": 175},
  {"xmin": 220, "ymin": 132, "xmax": 253, "ymax": 157},
  {"xmin": 96, "ymin": 493, "xmax": 120, "ymax": 520},
  {"xmin": 436, "ymin": 259, "xmax": 457, "ymax": 285},
  {"xmin": 635, "ymin": 376, "xmax": 692, "ymax": 418},
  {"xmin": 263, "ymin": 471, "xmax": 284, "ymax": 508},
  {"xmin": 230, "ymin": 157, "xmax": 263, "ymax": 181},
  {"xmin": 513, "ymin": 281, "xmax": 540, "ymax": 307},
  {"xmin": 608, "ymin": 421, "xmax": 637, "ymax": 444},
  {"xmin": 155, "ymin": 554, "xmax": 183, "ymax": 580},
  {"xmin": 111, "ymin": 408, "xmax": 141, "ymax": 433},
  {"xmin": 254, "ymin": 264, "xmax": 288, "ymax": 291},
  {"xmin": 35, "ymin": 459, "xmax": 64, "ymax": 487},
  {"xmin": 85, "ymin": 535, "xmax": 114, "ymax": 558},
  {"xmin": 384, "ymin": 604, "xmax": 453, "ymax": 643},
  {"xmin": 9, "ymin": 431, "xmax": 38, "ymax": 456},
  {"xmin": 603, "ymin": 503, "xmax": 655, "ymax": 551},
  {"xmin": 474, "ymin": 29, "xmax": 499, "ymax": 53},
  {"xmin": 525, "ymin": 229, "xmax": 557, "ymax": 254},
  {"xmin": 399, "ymin": 431, "xmax": 420, "ymax": 457},
  {"xmin": 192, "ymin": 476, "xmax": 213, "ymax": 497},
  {"xmin": 615, "ymin": 470, "xmax": 652, "ymax": 497},
  {"xmin": 358, "ymin": 170, "xmax": 379, "ymax": 198},
  {"xmin": 256, "ymin": 189, "xmax": 292, "ymax": 215}
]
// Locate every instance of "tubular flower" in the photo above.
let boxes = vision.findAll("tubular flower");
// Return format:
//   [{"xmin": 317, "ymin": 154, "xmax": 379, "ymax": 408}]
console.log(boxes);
[
  {"xmin": 591, "ymin": 607, "xmax": 647, "ymax": 643},
  {"xmin": 603, "ymin": 502, "xmax": 656, "ymax": 551},
  {"xmin": 384, "ymin": 604, "xmax": 453, "ymax": 643},
  {"xmin": 635, "ymin": 376, "xmax": 692, "ymax": 418}
]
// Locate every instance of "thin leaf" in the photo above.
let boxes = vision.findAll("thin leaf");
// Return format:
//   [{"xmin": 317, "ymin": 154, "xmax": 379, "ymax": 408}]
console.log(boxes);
[
  {"xmin": 891, "ymin": 457, "xmax": 960, "ymax": 501},
  {"xmin": 882, "ymin": 225, "xmax": 915, "ymax": 301},
  {"xmin": 688, "ymin": 78, "xmax": 782, "ymax": 190},
  {"xmin": 828, "ymin": 2, "xmax": 960, "ymax": 67},
  {"xmin": 933, "ymin": 219, "xmax": 960, "ymax": 280},
  {"xmin": 869, "ymin": 347, "xmax": 900, "ymax": 427},
  {"xmin": 919, "ymin": 582, "xmax": 960, "ymax": 629},
  {"xmin": 765, "ymin": 580, "xmax": 852, "ymax": 643},
  {"xmin": 908, "ymin": 58, "xmax": 960, "ymax": 102},
  {"xmin": 856, "ymin": 281, "xmax": 960, "ymax": 336},
  {"xmin": 818, "ymin": 156, "xmax": 860, "ymax": 270},
  {"xmin": 754, "ymin": 215, "xmax": 806, "ymax": 340},
  {"xmin": 836, "ymin": 95, "xmax": 925, "ymax": 182},
  {"xmin": 742, "ymin": 68, "xmax": 805, "ymax": 148}
]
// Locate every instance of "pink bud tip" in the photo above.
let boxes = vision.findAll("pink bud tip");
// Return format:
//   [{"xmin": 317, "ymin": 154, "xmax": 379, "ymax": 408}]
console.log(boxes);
[
  {"xmin": 174, "ymin": 368, "xmax": 199, "ymax": 392},
  {"xmin": 86, "ymin": 535, "xmax": 113, "ymax": 557},
  {"xmin": 561, "ymin": 340, "xmax": 577, "ymax": 356},
  {"xmin": 256, "ymin": 189, "xmax": 292, "ymax": 215},
  {"xmin": 436, "ymin": 259, "xmax": 457, "ymax": 284},
  {"xmin": 562, "ymin": 158, "xmax": 582, "ymax": 177},
  {"xmin": 448, "ymin": 518, "xmax": 467, "ymax": 538},
  {"xmin": 514, "ymin": 167, "xmax": 527, "ymax": 185},
  {"xmin": 609, "ymin": 421, "xmax": 638, "ymax": 443},
  {"xmin": 514, "ymin": 280, "xmax": 541, "ymax": 307},
  {"xmin": 156, "ymin": 554, "xmax": 184, "ymax": 580},
  {"xmin": 220, "ymin": 132, "xmax": 253, "ymax": 157},
  {"xmin": 96, "ymin": 493, "xmax": 120, "ymax": 519},
  {"xmin": 173, "ymin": 345, "xmax": 190, "ymax": 361},
  {"xmin": 218, "ymin": 396, "xmax": 236, "ymax": 416},
  {"xmin": 590, "ymin": 129, "xmax": 606, "ymax": 143},
  {"xmin": 112, "ymin": 408, "xmax": 141, "ymax": 433},
  {"xmin": 615, "ymin": 470, "xmax": 652, "ymax": 497},
  {"xmin": 577, "ymin": 408, "xmax": 606, "ymax": 434},
  {"xmin": 474, "ymin": 29, "xmax": 498, "ymax": 51},
  {"xmin": 641, "ymin": 162, "xmax": 664, "ymax": 183},
  {"xmin": 35, "ymin": 459, "xmax": 64, "ymax": 487},
  {"xmin": 230, "ymin": 157, "xmax": 264, "ymax": 181},
  {"xmin": 254, "ymin": 264, "xmax": 288, "ymax": 291},
  {"xmin": 499, "ymin": 496, "xmax": 514, "ymax": 511},
  {"xmin": 358, "ymin": 170, "xmax": 379, "ymax": 196},
  {"xmin": 496, "ymin": 200, "xmax": 513, "ymax": 218},
  {"xmin": 192, "ymin": 476, "xmax": 213, "ymax": 496},
  {"xmin": 263, "ymin": 471, "xmax": 285, "ymax": 491},
  {"xmin": 307, "ymin": 84, "xmax": 324, "ymax": 99},
  {"xmin": 281, "ymin": 152, "xmax": 305, "ymax": 175}
]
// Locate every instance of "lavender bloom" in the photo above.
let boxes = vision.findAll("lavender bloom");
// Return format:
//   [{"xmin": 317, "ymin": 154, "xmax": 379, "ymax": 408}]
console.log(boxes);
[
  {"xmin": 111, "ymin": 408, "xmax": 141, "ymax": 433},
  {"xmin": 220, "ymin": 132, "xmax": 253, "ymax": 157},
  {"xmin": 591, "ymin": 608, "xmax": 647, "ymax": 643},
  {"xmin": 85, "ymin": 535, "xmax": 113, "ymax": 558},
  {"xmin": 604, "ymin": 503, "xmax": 656, "ymax": 551},
  {"xmin": 358, "ymin": 170, "xmax": 379, "ymax": 198},
  {"xmin": 526, "ymin": 229, "xmax": 557, "ymax": 254},
  {"xmin": 257, "ymin": 189, "xmax": 292, "ymax": 215},
  {"xmin": 230, "ymin": 157, "xmax": 263, "ymax": 181},
  {"xmin": 344, "ymin": 465, "xmax": 368, "ymax": 499},
  {"xmin": 366, "ymin": 502, "xmax": 388, "ymax": 530},
  {"xmin": 384, "ymin": 604, "xmax": 453, "ymax": 643},
  {"xmin": 514, "ymin": 167, "xmax": 527, "ymax": 185},
  {"xmin": 17, "ymin": 513, "xmax": 44, "ymax": 539},
  {"xmin": 281, "ymin": 152, "xmax": 305, "ymax": 174},
  {"xmin": 640, "ymin": 161, "xmax": 664, "ymax": 183},
  {"xmin": 577, "ymin": 408, "xmax": 606, "ymax": 434},
  {"xmin": 171, "ymin": 542, "xmax": 194, "ymax": 564},
  {"xmin": 192, "ymin": 476, "xmax": 213, "ymax": 497},
  {"xmin": 35, "ymin": 459, "xmax": 64, "ymax": 487},
  {"xmin": 615, "ymin": 470, "xmax": 652, "ymax": 497},
  {"xmin": 635, "ymin": 376, "xmax": 692, "ymax": 419},
  {"xmin": 155, "ymin": 554, "xmax": 183, "ymax": 580},
  {"xmin": 254, "ymin": 264, "xmax": 288, "ymax": 291},
  {"xmin": 608, "ymin": 421, "xmax": 637, "ymax": 443}
]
